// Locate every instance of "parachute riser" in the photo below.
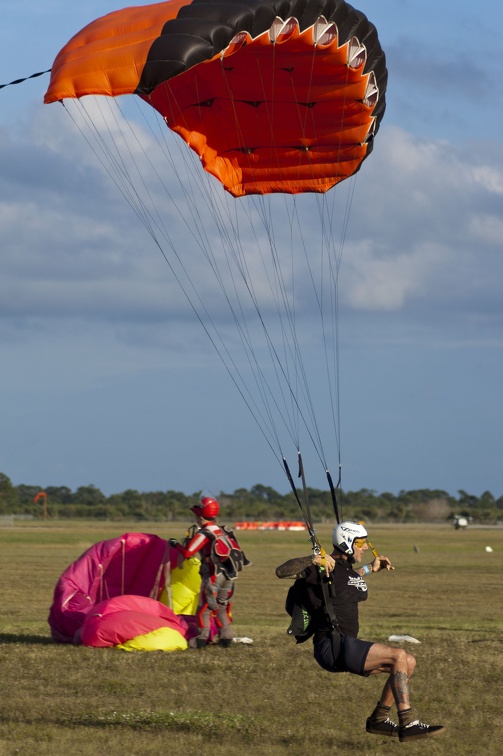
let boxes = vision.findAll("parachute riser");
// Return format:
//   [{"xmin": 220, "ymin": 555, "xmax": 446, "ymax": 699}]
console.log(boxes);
[
  {"xmin": 282, "ymin": 455, "xmax": 322, "ymax": 554},
  {"xmin": 326, "ymin": 467, "xmax": 341, "ymax": 525}
]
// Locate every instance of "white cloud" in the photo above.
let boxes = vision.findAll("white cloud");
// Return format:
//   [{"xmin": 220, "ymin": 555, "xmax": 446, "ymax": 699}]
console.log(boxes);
[
  {"xmin": 472, "ymin": 165, "xmax": 503, "ymax": 195},
  {"xmin": 343, "ymin": 239, "xmax": 453, "ymax": 310},
  {"xmin": 468, "ymin": 213, "xmax": 503, "ymax": 245},
  {"xmin": 339, "ymin": 127, "xmax": 503, "ymax": 318},
  {"xmin": 2, "ymin": 111, "xmax": 503, "ymax": 349}
]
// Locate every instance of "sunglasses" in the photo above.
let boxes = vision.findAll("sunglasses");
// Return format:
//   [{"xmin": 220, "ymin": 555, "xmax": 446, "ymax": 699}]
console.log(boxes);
[{"xmin": 353, "ymin": 537, "xmax": 367, "ymax": 549}]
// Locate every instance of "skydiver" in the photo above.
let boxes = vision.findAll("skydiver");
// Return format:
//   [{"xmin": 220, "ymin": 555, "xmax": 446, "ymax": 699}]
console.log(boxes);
[
  {"xmin": 275, "ymin": 521, "xmax": 446, "ymax": 743},
  {"xmin": 169, "ymin": 493, "xmax": 247, "ymax": 648}
]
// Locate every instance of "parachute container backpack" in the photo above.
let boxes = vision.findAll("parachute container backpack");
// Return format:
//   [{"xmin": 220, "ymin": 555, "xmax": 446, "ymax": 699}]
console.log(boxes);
[
  {"xmin": 44, "ymin": 1, "xmax": 387, "ymax": 504},
  {"xmin": 200, "ymin": 525, "xmax": 252, "ymax": 580}
]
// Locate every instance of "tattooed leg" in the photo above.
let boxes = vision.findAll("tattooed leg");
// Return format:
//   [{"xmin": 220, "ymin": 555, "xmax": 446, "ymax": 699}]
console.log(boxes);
[
  {"xmin": 390, "ymin": 670, "xmax": 410, "ymax": 709},
  {"xmin": 364, "ymin": 644, "xmax": 417, "ymax": 710}
]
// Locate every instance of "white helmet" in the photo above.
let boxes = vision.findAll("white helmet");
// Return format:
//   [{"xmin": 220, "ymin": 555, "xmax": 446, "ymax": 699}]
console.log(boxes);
[{"xmin": 332, "ymin": 521, "xmax": 368, "ymax": 555}]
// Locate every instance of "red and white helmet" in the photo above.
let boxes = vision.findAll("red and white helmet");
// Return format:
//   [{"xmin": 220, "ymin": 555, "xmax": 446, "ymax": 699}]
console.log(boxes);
[
  {"xmin": 191, "ymin": 493, "xmax": 220, "ymax": 520},
  {"xmin": 332, "ymin": 521, "xmax": 368, "ymax": 555}
]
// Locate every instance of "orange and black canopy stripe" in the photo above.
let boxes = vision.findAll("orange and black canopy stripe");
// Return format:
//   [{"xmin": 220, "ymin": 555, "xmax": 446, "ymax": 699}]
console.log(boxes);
[{"xmin": 45, "ymin": 0, "xmax": 387, "ymax": 196}]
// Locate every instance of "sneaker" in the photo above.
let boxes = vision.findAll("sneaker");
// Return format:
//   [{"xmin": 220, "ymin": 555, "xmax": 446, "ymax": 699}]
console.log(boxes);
[
  {"xmin": 398, "ymin": 720, "xmax": 446, "ymax": 742},
  {"xmin": 366, "ymin": 717, "xmax": 399, "ymax": 737}
]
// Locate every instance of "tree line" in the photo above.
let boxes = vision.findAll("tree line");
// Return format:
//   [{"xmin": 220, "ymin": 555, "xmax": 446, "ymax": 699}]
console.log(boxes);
[{"xmin": 1, "ymin": 472, "xmax": 501, "ymax": 524}]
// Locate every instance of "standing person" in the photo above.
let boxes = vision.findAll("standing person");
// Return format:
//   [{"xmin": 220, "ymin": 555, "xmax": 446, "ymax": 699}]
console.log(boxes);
[
  {"xmin": 275, "ymin": 521, "xmax": 446, "ymax": 743},
  {"xmin": 170, "ymin": 493, "xmax": 248, "ymax": 648}
]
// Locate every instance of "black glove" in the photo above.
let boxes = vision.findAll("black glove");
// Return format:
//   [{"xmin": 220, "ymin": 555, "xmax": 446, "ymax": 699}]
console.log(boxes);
[{"xmin": 168, "ymin": 538, "xmax": 178, "ymax": 547}]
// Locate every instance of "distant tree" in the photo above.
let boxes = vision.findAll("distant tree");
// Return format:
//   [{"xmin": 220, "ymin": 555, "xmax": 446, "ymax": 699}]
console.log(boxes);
[
  {"xmin": 479, "ymin": 491, "xmax": 495, "ymax": 507},
  {"xmin": 75, "ymin": 485, "xmax": 106, "ymax": 507},
  {"xmin": 16, "ymin": 484, "xmax": 42, "ymax": 511},
  {"xmin": 2, "ymin": 471, "xmax": 500, "ymax": 523},
  {"xmin": 45, "ymin": 486, "xmax": 74, "ymax": 505},
  {"xmin": 0, "ymin": 473, "xmax": 19, "ymax": 514},
  {"xmin": 250, "ymin": 484, "xmax": 281, "ymax": 505},
  {"xmin": 457, "ymin": 490, "xmax": 479, "ymax": 508}
]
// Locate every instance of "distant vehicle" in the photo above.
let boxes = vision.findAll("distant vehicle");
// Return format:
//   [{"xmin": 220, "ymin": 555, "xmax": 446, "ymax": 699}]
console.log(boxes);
[{"xmin": 453, "ymin": 515, "xmax": 468, "ymax": 530}]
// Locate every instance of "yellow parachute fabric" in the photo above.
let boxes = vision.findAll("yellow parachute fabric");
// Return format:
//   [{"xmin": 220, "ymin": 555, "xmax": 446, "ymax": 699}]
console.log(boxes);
[
  {"xmin": 116, "ymin": 625, "xmax": 188, "ymax": 652},
  {"xmin": 160, "ymin": 556, "xmax": 202, "ymax": 616}
]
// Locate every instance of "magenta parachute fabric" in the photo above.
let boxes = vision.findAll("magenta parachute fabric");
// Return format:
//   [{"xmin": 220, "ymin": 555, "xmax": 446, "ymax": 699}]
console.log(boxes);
[
  {"xmin": 48, "ymin": 532, "xmax": 175, "ymax": 643},
  {"xmin": 80, "ymin": 594, "xmax": 189, "ymax": 647}
]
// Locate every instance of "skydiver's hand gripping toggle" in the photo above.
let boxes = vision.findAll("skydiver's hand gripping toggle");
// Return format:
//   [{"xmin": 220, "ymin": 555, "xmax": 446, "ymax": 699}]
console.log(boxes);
[
  {"xmin": 368, "ymin": 539, "xmax": 395, "ymax": 571},
  {"xmin": 312, "ymin": 549, "xmax": 336, "ymax": 575}
]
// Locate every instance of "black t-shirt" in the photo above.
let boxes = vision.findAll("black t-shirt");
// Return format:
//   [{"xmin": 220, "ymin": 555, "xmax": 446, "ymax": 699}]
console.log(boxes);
[{"xmin": 303, "ymin": 557, "xmax": 369, "ymax": 639}]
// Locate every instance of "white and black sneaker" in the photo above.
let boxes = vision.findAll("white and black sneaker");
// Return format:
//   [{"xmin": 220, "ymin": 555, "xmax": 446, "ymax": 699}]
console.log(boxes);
[
  {"xmin": 366, "ymin": 716, "xmax": 399, "ymax": 737},
  {"xmin": 399, "ymin": 720, "xmax": 446, "ymax": 742}
]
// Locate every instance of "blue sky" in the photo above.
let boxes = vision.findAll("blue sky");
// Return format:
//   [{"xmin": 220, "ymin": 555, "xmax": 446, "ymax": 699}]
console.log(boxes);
[{"xmin": 1, "ymin": 1, "xmax": 502, "ymax": 499}]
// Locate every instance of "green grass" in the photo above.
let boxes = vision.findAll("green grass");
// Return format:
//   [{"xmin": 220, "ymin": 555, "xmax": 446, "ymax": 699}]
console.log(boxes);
[{"xmin": 0, "ymin": 521, "xmax": 502, "ymax": 754}]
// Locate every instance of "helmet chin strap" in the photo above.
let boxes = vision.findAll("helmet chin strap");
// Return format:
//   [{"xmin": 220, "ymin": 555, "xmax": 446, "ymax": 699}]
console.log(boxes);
[{"xmin": 333, "ymin": 545, "xmax": 353, "ymax": 562}]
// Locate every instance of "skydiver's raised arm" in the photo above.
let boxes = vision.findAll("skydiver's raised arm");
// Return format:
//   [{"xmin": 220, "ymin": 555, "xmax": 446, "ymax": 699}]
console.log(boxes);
[{"xmin": 276, "ymin": 552, "xmax": 335, "ymax": 578}]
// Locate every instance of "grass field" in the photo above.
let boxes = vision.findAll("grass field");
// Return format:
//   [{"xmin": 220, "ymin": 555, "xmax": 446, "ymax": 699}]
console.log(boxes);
[{"xmin": 0, "ymin": 521, "xmax": 502, "ymax": 755}]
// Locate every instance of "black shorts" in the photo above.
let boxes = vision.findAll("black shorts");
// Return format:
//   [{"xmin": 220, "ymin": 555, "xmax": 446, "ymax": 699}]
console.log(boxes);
[{"xmin": 313, "ymin": 633, "xmax": 373, "ymax": 676}]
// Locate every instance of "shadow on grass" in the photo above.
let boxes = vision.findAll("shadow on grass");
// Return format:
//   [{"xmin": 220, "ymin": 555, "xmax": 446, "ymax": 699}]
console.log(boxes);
[
  {"xmin": 0, "ymin": 633, "xmax": 54, "ymax": 645},
  {"xmin": 59, "ymin": 710, "xmax": 260, "ymax": 740},
  {"xmin": 468, "ymin": 637, "xmax": 503, "ymax": 643}
]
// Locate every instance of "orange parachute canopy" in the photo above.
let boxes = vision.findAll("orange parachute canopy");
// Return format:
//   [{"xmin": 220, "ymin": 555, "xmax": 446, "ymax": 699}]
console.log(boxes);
[{"xmin": 44, "ymin": 0, "xmax": 386, "ymax": 197}]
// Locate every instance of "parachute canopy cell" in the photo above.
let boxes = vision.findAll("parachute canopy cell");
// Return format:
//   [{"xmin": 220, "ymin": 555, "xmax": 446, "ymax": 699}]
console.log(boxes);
[{"xmin": 44, "ymin": 0, "xmax": 387, "ymax": 196}]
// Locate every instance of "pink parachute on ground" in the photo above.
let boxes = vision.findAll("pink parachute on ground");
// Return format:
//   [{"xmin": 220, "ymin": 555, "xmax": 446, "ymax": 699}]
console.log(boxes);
[
  {"xmin": 80, "ymin": 594, "xmax": 190, "ymax": 650},
  {"xmin": 48, "ymin": 532, "xmax": 201, "ymax": 650}
]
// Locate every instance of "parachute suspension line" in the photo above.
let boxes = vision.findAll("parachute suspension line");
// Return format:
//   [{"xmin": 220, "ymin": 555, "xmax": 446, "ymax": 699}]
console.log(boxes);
[
  {"xmin": 62, "ymin": 100, "xmax": 159, "ymax": 240},
  {"xmin": 277, "ymin": 44, "xmax": 345, "ymax": 477},
  {"xmin": 211, "ymin": 54, "xmax": 336, "ymax": 460},
  {"xmin": 311, "ymin": 190, "xmax": 344, "ymax": 475},
  {"xmin": 217, "ymin": 55, "xmax": 305, "ymax": 449},
  {"xmin": 289, "ymin": 42, "xmax": 368, "ymax": 493},
  {"xmin": 221, "ymin": 196, "xmax": 300, "ymax": 453},
  {"xmin": 42, "ymin": 5, "xmax": 387, "ymax": 505},
  {"xmin": 58, "ymin": 20, "xmax": 369, "ymax": 492},
  {"xmin": 326, "ymin": 467, "xmax": 342, "ymax": 524},
  {"xmin": 282, "ymin": 456, "xmax": 321, "ymax": 554},
  {"xmin": 166, "ymin": 137, "xmax": 311, "ymax": 461},
  {"xmin": 276, "ymin": 49, "xmax": 346, "ymax": 479},
  {"xmin": 161, "ymin": 120, "xmax": 299, "ymax": 457},
  {"xmin": 318, "ymin": 58, "xmax": 365, "ymax": 483},
  {"xmin": 65, "ymin": 99, "xmax": 288, "ymax": 467},
  {"xmin": 248, "ymin": 192, "xmax": 321, "ymax": 455},
  {"xmin": 323, "ymin": 172, "xmax": 359, "ymax": 489},
  {"xmin": 256, "ymin": 194, "xmax": 334, "ymax": 477},
  {"xmin": 220, "ymin": 189, "xmax": 327, "ymax": 463},
  {"xmin": 308, "ymin": 53, "xmax": 347, "ymax": 478},
  {"xmin": 219, "ymin": 49, "xmax": 305, "ymax": 430},
  {"xmin": 137, "ymin": 87, "xmax": 303, "ymax": 459},
  {"xmin": 287, "ymin": 187, "xmax": 346, "ymax": 512},
  {"xmin": 297, "ymin": 451, "xmax": 317, "ymax": 547},
  {"xmin": 121, "ymin": 538, "xmax": 126, "ymax": 595},
  {"xmin": 219, "ymin": 34, "xmax": 352, "ymax": 490},
  {"xmin": 236, "ymin": 53, "xmax": 319, "ymax": 457},
  {"xmin": 231, "ymin": 48, "xmax": 331, "ymax": 464},
  {"xmin": 287, "ymin": 195, "xmax": 337, "ymax": 463},
  {"xmin": 251, "ymin": 45, "xmax": 314, "ymax": 449}
]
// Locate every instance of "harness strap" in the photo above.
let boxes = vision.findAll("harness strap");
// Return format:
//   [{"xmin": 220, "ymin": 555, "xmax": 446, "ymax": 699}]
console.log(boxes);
[{"xmin": 320, "ymin": 574, "xmax": 341, "ymax": 660}]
